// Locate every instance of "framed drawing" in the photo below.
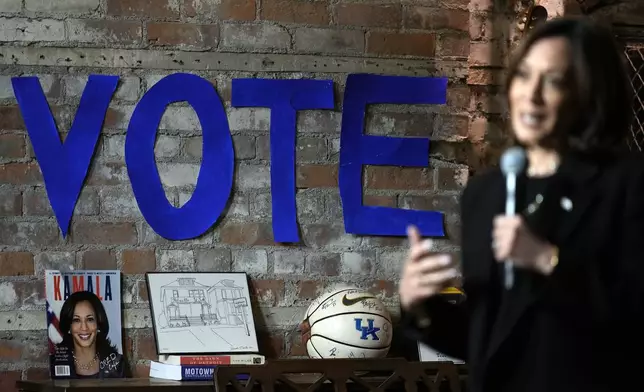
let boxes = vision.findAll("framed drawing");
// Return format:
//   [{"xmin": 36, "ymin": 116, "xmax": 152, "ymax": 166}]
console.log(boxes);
[
  {"xmin": 146, "ymin": 272, "xmax": 259, "ymax": 355},
  {"xmin": 417, "ymin": 341, "xmax": 465, "ymax": 364}
]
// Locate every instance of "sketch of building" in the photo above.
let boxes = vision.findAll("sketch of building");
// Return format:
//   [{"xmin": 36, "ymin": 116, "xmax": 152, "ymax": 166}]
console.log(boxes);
[
  {"xmin": 160, "ymin": 277, "xmax": 249, "ymax": 335},
  {"xmin": 147, "ymin": 272, "xmax": 258, "ymax": 354}
]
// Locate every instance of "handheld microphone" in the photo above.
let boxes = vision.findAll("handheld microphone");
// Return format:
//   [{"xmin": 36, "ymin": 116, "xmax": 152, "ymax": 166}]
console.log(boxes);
[{"xmin": 500, "ymin": 146, "xmax": 527, "ymax": 290}]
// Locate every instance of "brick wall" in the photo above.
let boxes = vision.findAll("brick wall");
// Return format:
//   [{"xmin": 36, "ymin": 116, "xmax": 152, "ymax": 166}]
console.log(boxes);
[{"xmin": 0, "ymin": 0, "xmax": 522, "ymax": 388}]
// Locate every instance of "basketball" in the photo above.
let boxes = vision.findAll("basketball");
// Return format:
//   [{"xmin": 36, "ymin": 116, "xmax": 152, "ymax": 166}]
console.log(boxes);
[{"xmin": 301, "ymin": 286, "xmax": 392, "ymax": 359}]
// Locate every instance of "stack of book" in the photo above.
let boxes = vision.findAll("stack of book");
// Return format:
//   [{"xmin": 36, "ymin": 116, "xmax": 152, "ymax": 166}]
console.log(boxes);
[{"xmin": 149, "ymin": 353, "xmax": 265, "ymax": 381}]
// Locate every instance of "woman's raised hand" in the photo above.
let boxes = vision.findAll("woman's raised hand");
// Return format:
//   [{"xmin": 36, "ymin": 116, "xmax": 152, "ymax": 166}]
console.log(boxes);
[{"xmin": 398, "ymin": 225, "xmax": 460, "ymax": 311}]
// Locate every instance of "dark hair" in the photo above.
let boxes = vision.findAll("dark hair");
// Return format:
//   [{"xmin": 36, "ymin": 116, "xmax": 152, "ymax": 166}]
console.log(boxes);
[
  {"xmin": 505, "ymin": 17, "xmax": 632, "ymax": 156},
  {"xmin": 58, "ymin": 291, "xmax": 118, "ymax": 359}
]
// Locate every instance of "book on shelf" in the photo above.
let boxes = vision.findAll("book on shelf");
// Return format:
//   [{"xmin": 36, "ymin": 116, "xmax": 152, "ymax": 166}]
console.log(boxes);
[
  {"xmin": 149, "ymin": 358, "xmax": 260, "ymax": 381},
  {"xmin": 45, "ymin": 269, "xmax": 124, "ymax": 379},
  {"xmin": 157, "ymin": 353, "xmax": 265, "ymax": 366}
]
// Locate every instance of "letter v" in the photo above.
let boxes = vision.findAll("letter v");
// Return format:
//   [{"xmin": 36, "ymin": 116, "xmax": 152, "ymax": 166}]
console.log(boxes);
[{"xmin": 12, "ymin": 75, "xmax": 119, "ymax": 237}]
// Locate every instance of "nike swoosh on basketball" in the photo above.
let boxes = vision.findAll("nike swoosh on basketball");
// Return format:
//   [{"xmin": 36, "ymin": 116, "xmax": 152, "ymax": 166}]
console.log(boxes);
[{"xmin": 342, "ymin": 294, "xmax": 374, "ymax": 306}]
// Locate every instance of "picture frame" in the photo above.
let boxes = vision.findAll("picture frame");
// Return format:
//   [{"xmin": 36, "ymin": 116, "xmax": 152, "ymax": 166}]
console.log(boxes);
[
  {"xmin": 417, "ymin": 341, "xmax": 465, "ymax": 364},
  {"xmin": 146, "ymin": 272, "xmax": 259, "ymax": 355}
]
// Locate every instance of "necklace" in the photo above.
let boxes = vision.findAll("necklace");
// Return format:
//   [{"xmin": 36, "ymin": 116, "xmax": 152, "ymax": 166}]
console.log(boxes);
[
  {"xmin": 73, "ymin": 353, "xmax": 99, "ymax": 370},
  {"xmin": 526, "ymin": 159, "xmax": 559, "ymax": 177}
]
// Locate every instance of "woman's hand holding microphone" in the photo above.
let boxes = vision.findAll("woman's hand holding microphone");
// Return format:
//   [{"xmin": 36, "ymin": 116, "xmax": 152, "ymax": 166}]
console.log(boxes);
[{"xmin": 399, "ymin": 225, "xmax": 461, "ymax": 311}]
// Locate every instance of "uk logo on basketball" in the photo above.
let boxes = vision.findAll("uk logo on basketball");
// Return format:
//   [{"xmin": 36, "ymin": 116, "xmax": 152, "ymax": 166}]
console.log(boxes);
[{"xmin": 355, "ymin": 318, "xmax": 380, "ymax": 340}]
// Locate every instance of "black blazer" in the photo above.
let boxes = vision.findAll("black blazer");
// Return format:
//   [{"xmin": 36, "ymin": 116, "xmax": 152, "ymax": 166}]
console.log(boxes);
[{"xmin": 402, "ymin": 153, "xmax": 644, "ymax": 392}]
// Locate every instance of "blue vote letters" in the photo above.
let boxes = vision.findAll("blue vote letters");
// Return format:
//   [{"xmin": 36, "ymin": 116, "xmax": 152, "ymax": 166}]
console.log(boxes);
[{"xmin": 11, "ymin": 73, "xmax": 447, "ymax": 241}]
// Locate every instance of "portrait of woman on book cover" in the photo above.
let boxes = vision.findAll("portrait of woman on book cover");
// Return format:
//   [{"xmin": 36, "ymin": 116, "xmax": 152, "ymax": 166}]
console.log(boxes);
[{"xmin": 52, "ymin": 291, "xmax": 125, "ymax": 379}]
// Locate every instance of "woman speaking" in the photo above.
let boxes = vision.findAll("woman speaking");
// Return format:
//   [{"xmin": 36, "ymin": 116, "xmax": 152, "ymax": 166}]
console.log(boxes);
[{"xmin": 399, "ymin": 17, "xmax": 644, "ymax": 392}]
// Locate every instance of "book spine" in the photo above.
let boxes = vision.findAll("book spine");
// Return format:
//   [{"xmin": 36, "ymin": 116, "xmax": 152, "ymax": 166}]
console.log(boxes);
[
  {"xmin": 180, "ymin": 365, "xmax": 249, "ymax": 381},
  {"xmin": 163, "ymin": 354, "xmax": 264, "ymax": 366},
  {"xmin": 181, "ymin": 366, "xmax": 217, "ymax": 381}
]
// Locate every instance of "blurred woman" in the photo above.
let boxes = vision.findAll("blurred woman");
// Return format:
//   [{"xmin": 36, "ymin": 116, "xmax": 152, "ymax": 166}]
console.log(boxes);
[
  {"xmin": 55, "ymin": 291, "xmax": 124, "ymax": 378},
  {"xmin": 400, "ymin": 17, "xmax": 644, "ymax": 392}
]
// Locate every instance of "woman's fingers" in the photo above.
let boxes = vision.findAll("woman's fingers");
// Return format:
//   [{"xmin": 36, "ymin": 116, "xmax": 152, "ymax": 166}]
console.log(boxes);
[
  {"xmin": 408, "ymin": 239, "xmax": 433, "ymax": 262},
  {"xmin": 408, "ymin": 254, "xmax": 455, "ymax": 274},
  {"xmin": 417, "ymin": 267, "xmax": 460, "ymax": 286},
  {"xmin": 407, "ymin": 225, "xmax": 422, "ymax": 246},
  {"xmin": 492, "ymin": 217, "xmax": 518, "ymax": 260}
]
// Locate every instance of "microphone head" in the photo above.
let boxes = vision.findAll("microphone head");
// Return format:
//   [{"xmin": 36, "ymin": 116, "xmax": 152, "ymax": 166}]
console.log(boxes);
[{"xmin": 500, "ymin": 146, "xmax": 527, "ymax": 175}]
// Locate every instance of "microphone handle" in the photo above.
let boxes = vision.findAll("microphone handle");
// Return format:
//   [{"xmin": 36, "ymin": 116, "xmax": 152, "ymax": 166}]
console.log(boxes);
[{"xmin": 504, "ymin": 173, "xmax": 517, "ymax": 290}]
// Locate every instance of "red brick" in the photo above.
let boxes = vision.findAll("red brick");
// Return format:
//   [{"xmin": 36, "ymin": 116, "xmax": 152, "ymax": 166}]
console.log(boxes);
[
  {"xmin": 296, "ymin": 164, "xmax": 338, "ymax": 188},
  {"xmin": 404, "ymin": 7, "xmax": 469, "ymax": 31},
  {"xmin": 0, "ymin": 134, "xmax": 25, "ymax": 158},
  {"xmin": 438, "ymin": 34, "xmax": 469, "ymax": 57},
  {"xmin": 124, "ymin": 333, "xmax": 134, "ymax": 359},
  {"xmin": 262, "ymin": 0, "xmax": 329, "ymax": 25},
  {"xmin": 0, "ymin": 222, "xmax": 59, "ymax": 247},
  {"xmin": 86, "ymin": 162, "xmax": 128, "ymax": 185},
  {"xmin": 24, "ymin": 188, "xmax": 99, "ymax": 217},
  {"xmin": 71, "ymin": 222, "xmax": 137, "ymax": 245},
  {"xmin": 367, "ymin": 32, "xmax": 435, "ymax": 57},
  {"xmin": 467, "ymin": 68, "xmax": 505, "ymax": 85},
  {"xmin": 469, "ymin": 0, "xmax": 494, "ymax": 11},
  {"xmin": 136, "ymin": 333, "xmax": 157, "ymax": 361},
  {"xmin": 366, "ymin": 112, "xmax": 434, "ymax": 137},
  {"xmin": 0, "ymin": 107, "xmax": 24, "ymax": 130},
  {"xmin": 220, "ymin": 0, "xmax": 256, "ymax": 20},
  {"xmin": 13, "ymin": 280, "xmax": 45, "ymax": 307},
  {"xmin": 258, "ymin": 329, "xmax": 284, "ymax": 358},
  {"xmin": 0, "ymin": 163, "xmax": 42, "ymax": 184},
  {"xmin": 469, "ymin": 40, "xmax": 505, "ymax": 66},
  {"xmin": 0, "ymin": 340, "xmax": 22, "ymax": 360},
  {"xmin": 363, "ymin": 195, "xmax": 397, "ymax": 207},
  {"xmin": 305, "ymin": 253, "xmax": 340, "ymax": 276},
  {"xmin": 138, "ymin": 281, "xmax": 149, "ymax": 302},
  {"xmin": 302, "ymin": 225, "xmax": 353, "ymax": 248},
  {"xmin": 335, "ymin": 4, "xmax": 401, "ymax": 28},
  {"xmin": 469, "ymin": 117, "xmax": 487, "ymax": 142},
  {"xmin": 470, "ymin": 85, "xmax": 504, "ymax": 114},
  {"xmin": 0, "ymin": 189, "xmax": 21, "ymax": 216},
  {"xmin": 286, "ymin": 330, "xmax": 307, "ymax": 357},
  {"xmin": 107, "ymin": 0, "xmax": 179, "ymax": 19},
  {"xmin": 184, "ymin": 0, "xmax": 256, "ymax": 20},
  {"xmin": 296, "ymin": 137, "xmax": 326, "ymax": 162},
  {"xmin": 122, "ymin": 249, "xmax": 156, "ymax": 274},
  {"xmin": 429, "ymin": 141, "xmax": 470, "ymax": 162},
  {"xmin": 297, "ymin": 280, "xmax": 323, "ymax": 299},
  {"xmin": 81, "ymin": 250, "xmax": 117, "ymax": 269},
  {"xmin": 402, "ymin": 194, "xmax": 460, "ymax": 214},
  {"xmin": 446, "ymin": 219, "xmax": 462, "ymax": 243},
  {"xmin": 133, "ymin": 363, "xmax": 150, "ymax": 378},
  {"xmin": 434, "ymin": 115, "xmax": 470, "ymax": 140},
  {"xmin": 0, "ymin": 252, "xmax": 34, "ymax": 276},
  {"xmin": 220, "ymin": 222, "xmax": 274, "ymax": 245},
  {"xmin": 368, "ymin": 280, "xmax": 396, "ymax": 298},
  {"xmin": 147, "ymin": 22, "xmax": 219, "ymax": 49},
  {"xmin": 365, "ymin": 167, "xmax": 433, "ymax": 190},
  {"xmin": 294, "ymin": 27, "xmax": 364, "ymax": 55},
  {"xmin": 103, "ymin": 107, "xmax": 126, "ymax": 129},
  {"xmin": 250, "ymin": 279, "xmax": 285, "ymax": 306},
  {"xmin": 469, "ymin": 12, "xmax": 498, "ymax": 41},
  {"xmin": 447, "ymin": 84, "xmax": 471, "ymax": 109},
  {"xmin": 469, "ymin": 116, "xmax": 505, "ymax": 142},
  {"xmin": 50, "ymin": 106, "xmax": 72, "ymax": 129},
  {"xmin": 25, "ymin": 368, "xmax": 50, "ymax": 380},
  {"xmin": 437, "ymin": 167, "xmax": 468, "ymax": 191},
  {"xmin": 0, "ymin": 371, "xmax": 20, "ymax": 392},
  {"xmin": 363, "ymin": 235, "xmax": 406, "ymax": 247},
  {"xmin": 68, "ymin": 20, "xmax": 142, "ymax": 44}
]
